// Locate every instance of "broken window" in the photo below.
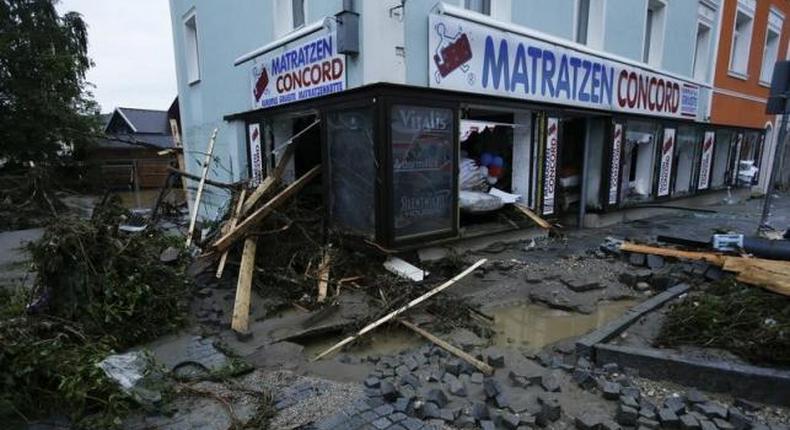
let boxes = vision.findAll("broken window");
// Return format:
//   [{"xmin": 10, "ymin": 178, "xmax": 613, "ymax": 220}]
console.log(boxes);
[
  {"xmin": 620, "ymin": 121, "xmax": 658, "ymax": 204},
  {"xmin": 327, "ymin": 108, "xmax": 376, "ymax": 237},
  {"xmin": 672, "ymin": 126, "xmax": 699, "ymax": 196},
  {"xmin": 391, "ymin": 104, "xmax": 456, "ymax": 242},
  {"xmin": 712, "ymin": 129, "xmax": 735, "ymax": 188}
]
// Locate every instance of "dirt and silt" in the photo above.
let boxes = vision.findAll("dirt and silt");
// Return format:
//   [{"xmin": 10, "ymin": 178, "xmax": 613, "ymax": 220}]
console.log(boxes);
[{"xmin": 4, "ymin": 188, "xmax": 790, "ymax": 429}]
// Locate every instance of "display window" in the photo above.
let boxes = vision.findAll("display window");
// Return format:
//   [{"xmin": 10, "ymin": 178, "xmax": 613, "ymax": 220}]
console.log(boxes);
[
  {"xmin": 711, "ymin": 129, "xmax": 736, "ymax": 189},
  {"xmin": 620, "ymin": 121, "xmax": 659, "ymax": 204},
  {"xmin": 672, "ymin": 125, "xmax": 700, "ymax": 196},
  {"xmin": 737, "ymin": 131, "xmax": 762, "ymax": 186}
]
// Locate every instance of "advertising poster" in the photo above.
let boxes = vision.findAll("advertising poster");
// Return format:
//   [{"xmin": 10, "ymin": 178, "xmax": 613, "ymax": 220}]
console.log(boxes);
[
  {"xmin": 657, "ymin": 128, "xmax": 675, "ymax": 197},
  {"xmin": 698, "ymin": 131, "xmax": 715, "ymax": 190},
  {"xmin": 248, "ymin": 123, "xmax": 263, "ymax": 186},
  {"xmin": 543, "ymin": 117, "xmax": 559, "ymax": 215},
  {"xmin": 608, "ymin": 124, "xmax": 623, "ymax": 204}
]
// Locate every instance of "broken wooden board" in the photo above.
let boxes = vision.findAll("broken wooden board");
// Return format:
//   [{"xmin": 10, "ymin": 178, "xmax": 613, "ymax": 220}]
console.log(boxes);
[
  {"xmin": 241, "ymin": 143, "xmax": 295, "ymax": 216},
  {"xmin": 514, "ymin": 204, "xmax": 552, "ymax": 230},
  {"xmin": 398, "ymin": 319, "xmax": 494, "ymax": 375},
  {"xmin": 213, "ymin": 165, "xmax": 320, "ymax": 252},
  {"xmin": 185, "ymin": 128, "xmax": 218, "ymax": 248},
  {"xmin": 317, "ymin": 248, "xmax": 331, "ymax": 303},
  {"xmin": 620, "ymin": 242, "xmax": 726, "ymax": 266},
  {"xmin": 312, "ymin": 258, "xmax": 487, "ymax": 361},
  {"xmin": 231, "ymin": 236, "xmax": 257, "ymax": 333},
  {"xmin": 216, "ymin": 188, "xmax": 248, "ymax": 279}
]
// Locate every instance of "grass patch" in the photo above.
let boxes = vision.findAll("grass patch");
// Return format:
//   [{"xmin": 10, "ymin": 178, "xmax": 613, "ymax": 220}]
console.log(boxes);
[{"xmin": 657, "ymin": 278, "xmax": 790, "ymax": 367}]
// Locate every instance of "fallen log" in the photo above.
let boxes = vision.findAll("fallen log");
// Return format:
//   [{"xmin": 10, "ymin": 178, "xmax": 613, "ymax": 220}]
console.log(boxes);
[
  {"xmin": 398, "ymin": 319, "xmax": 494, "ymax": 375},
  {"xmin": 311, "ymin": 258, "xmax": 487, "ymax": 361},
  {"xmin": 619, "ymin": 242, "xmax": 725, "ymax": 266},
  {"xmin": 212, "ymin": 165, "xmax": 320, "ymax": 252}
]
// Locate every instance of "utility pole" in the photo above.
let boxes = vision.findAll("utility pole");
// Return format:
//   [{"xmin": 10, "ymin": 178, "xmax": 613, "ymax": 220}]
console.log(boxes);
[{"xmin": 759, "ymin": 61, "xmax": 790, "ymax": 234}]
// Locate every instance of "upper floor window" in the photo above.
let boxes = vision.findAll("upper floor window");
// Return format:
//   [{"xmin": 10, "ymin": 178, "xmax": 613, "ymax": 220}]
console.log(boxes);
[
  {"xmin": 729, "ymin": 0, "xmax": 756, "ymax": 78},
  {"xmin": 274, "ymin": 0, "xmax": 307, "ymax": 37},
  {"xmin": 760, "ymin": 7, "xmax": 784, "ymax": 84},
  {"xmin": 692, "ymin": 2, "xmax": 716, "ymax": 82},
  {"xmin": 183, "ymin": 12, "xmax": 200, "ymax": 84},
  {"xmin": 464, "ymin": 0, "xmax": 491, "ymax": 16},
  {"xmin": 576, "ymin": 0, "xmax": 605, "ymax": 49},
  {"xmin": 292, "ymin": 0, "xmax": 305, "ymax": 29},
  {"xmin": 643, "ymin": 0, "xmax": 666, "ymax": 67}
]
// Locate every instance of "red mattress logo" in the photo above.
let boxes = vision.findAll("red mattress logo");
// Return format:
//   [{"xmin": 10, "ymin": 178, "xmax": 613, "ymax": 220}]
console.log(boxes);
[
  {"xmin": 704, "ymin": 135, "xmax": 713, "ymax": 151},
  {"xmin": 251, "ymin": 127, "xmax": 259, "ymax": 142},
  {"xmin": 663, "ymin": 135, "xmax": 674, "ymax": 154},
  {"xmin": 433, "ymin": 23, "xmax": 473, "ymax": 83},
  {"xmin": 254, "ymin": 67, "xmax": 269, "ymax": 102}
]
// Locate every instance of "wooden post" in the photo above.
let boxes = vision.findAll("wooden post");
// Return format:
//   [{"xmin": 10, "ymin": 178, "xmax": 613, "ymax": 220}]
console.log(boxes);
[
  {"xmin": 231, "ymin": 237, "xmax": 258, "ymax": 333},
  {"xmin": 312, "ymin": 259, "xmax": 487, "ymax": 361},
  {"xmin": 216, "ymin": 188, "xmax": 248, "ymax": 279},
  {"xmin": 317, "ymin": 249, "xmax": 331, "ymax": 303},
  {"xmin": 185, "ymin": 128, "xmax": 218, "ymax": 248},
  {"xmin": 169, "ymin": 119, "xmax": 190, "ymax": 202},
  {"xmin": 398, "ymin": 319, "xmax": 494, "ymax": 375}
]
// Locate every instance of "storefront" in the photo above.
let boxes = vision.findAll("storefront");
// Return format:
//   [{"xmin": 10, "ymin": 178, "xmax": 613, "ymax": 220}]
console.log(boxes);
[{"xmin": 228, "ymin": 13, "xmax": 765, "ymax": 249}]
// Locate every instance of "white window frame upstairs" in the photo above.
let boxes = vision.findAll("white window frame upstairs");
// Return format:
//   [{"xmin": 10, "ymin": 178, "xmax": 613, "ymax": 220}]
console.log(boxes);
[
  {"xmin": 183, "ymin": 10, "xmax": 200, "ymax": 85},
  {"xmin": 642, "ymin": 0, "xmax": 667, "ymax": 67},
  {"xmin": 463, "ymin": 0, "xmax": 492, "ymax": 16},
  {"xmin": 273, "ymin": 0, "xmax": 309, "ymax": 38},
  {"xmin": 760, "ymin": 7, "xmax": 784, "ymax": 86},
  {"xmin": 692, "ymin": 2, "xmax": 716, "ymax": 83},
  {"xmin": 728, "ymin": 0, "xmax": 756, "ymax": 79},
  {"xmin": 575, "ymin": 0, "xmax": 606, "ymax": 49}
]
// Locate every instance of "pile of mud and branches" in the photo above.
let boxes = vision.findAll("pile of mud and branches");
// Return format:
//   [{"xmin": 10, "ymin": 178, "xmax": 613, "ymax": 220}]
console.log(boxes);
[
  {"xmin": 657, "ymin": 278, "xmax": 790, "ymax": 367},
  {"xmin": 216, "ymin": 188, "xmax": 491, "ymax": 338},
  {"xmin": 0, "ymin": 169, "xmax": 64, "ymax": 231},
  {"xmin": 0, "ymin": 198, "xmax": 192, "ymax": 427}
]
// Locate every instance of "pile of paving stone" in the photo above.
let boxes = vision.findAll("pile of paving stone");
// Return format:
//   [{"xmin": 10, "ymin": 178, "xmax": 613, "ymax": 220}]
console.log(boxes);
[
  {"xmin": 356, "ymin": 345, "xmax": 564, "ymax": 430},
  {"xmin": 567, "ymin": 356, "xmax": 785, "ymax": 430}
]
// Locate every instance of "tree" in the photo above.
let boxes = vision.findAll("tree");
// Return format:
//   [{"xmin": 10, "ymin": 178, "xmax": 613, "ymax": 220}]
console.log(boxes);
[{"xmin": 0, "ymin": 0, "xmax": 99, "ymax": 166}]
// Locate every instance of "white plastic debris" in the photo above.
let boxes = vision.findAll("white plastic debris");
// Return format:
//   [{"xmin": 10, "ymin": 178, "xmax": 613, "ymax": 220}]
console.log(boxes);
[
  {"xmin": 384, "ymin": 256, "xmax": 429, "ymax": 282},
  {"xmin": 488, "ymin": 187, "xmax": 521, "ymax": 204},
  {"xmin": 98, "ymin": 351, "xmax": 162, "ymax": 405}
]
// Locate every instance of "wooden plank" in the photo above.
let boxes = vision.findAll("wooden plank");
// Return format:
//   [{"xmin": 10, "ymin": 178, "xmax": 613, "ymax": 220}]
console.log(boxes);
[
  {"xmin": 212, "ymin": 165, "xmax": 321, "ymax": 252},
  {"xmin": 169, "ymin": 119, "xmax": 190, "ymax": 201},
  {"xmin": 231, "ymin": 237, "xmax": 258, "ymax": 333},
  {"xmin": 398, "ymin": 319, "xmax": 494, "ymax": 375},
  {"xmin": 185, "ymin": 128, "xmax": 218, "ymax": 247},
  {"xmin": 241, "ymin": 144, "xmax": 295, "ymax": 216},
  {"xmin": 619, "ymin": 242, "xmax": 726, "ymax": 266},
  {"xmin": 736, "ymin": 268, "xmax": 790, "ymax": 296},
  {"xmin": 514, "ymin": 203, "xmax": 552, "ymax": 229},
  {"xmin": 216, "ymin": 188, "xmax": 248, "ymax": 279},
  {"xmin": 317, "ymin": 249, "xmax": 331, "ymax": 303},
  {"xmin": 166, "ymin": 167, "xmax": 237, "ymax": 190},
  {"xmin": 312, "ymin": 259, "xmax": 487, "ymax": 361}
]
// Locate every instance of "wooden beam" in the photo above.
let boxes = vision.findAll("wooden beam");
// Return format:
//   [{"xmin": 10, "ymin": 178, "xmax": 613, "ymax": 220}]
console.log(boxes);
[
  {"xmin": 169, "ymin": 119, "xmax": 190, "ymax": 201},
  {"xmin": 166, "ymin": 167, "xmax": 238, "ymax": 190},
  {"xmin": 317, "ymin": 249, "xmax": 331, "ymax": 303},
  {"xmin": 185, "ymin": 128, "xmax": 218, "ymax": 247},
  {"xmin": 514, "ymin": 204, "xmax": 552, "ymax": 229},
  {"xmin": 398, "ymin": 319, "xmax": 494, "ymax": 375},
  {"xmin": 216, "ymin": 188, "xmax": 248, "ymax": 279},
  {"xmin": 231, "ymin": 237, "xmax": 258, "ymax": 333},
  {"xmin": 212, "ymin": 165, "xmax": 321, "ymax": 252},
  {"xmin": 619, "ymin": 242, "xmax": 726, "ymax": 266},
  {"xmin": 241, "ymin": 144, "xmax": 295, "ymax": 216},
  {"xmin": 311, "ymin": 259, "xmax": 487, "ymax": 361}
]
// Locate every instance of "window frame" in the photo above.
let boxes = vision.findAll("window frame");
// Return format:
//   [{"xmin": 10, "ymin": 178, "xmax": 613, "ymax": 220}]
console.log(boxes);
[
  {"xmin": 575, "ymin": 0, "xmax": 606, "ymax": 49},
  {"xmin": 183, "ymin": 11, "xmax": 201, "ymax": 85},
  {"xmin": 728, "ymin": 0, "xmax": 756, "ymax": 79},
  {"xmin": 759, "ymin": 7, "xmax": 784, "ymax": 86},
  {"xmin": 463, "ymin": 0, "xmax": 492, "ymax": 16},
  {"xmin": 642, "ymin": 0, "xmax": 667, "ymax": 67}
]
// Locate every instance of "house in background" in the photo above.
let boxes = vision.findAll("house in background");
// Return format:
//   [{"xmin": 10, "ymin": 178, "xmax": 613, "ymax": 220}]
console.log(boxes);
[{"xmin": 90, "ymin": 106, "xmax": 177, "ymax": 190}]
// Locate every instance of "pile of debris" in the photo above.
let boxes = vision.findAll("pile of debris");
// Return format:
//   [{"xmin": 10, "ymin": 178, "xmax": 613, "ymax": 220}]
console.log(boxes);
[
  {"xmin": 0, "ymin": 168, "xmax": 63, "ymax": 231},
  {"xmin": 0, "ymin": 198, "xmax": 192, "ymax": 426}
]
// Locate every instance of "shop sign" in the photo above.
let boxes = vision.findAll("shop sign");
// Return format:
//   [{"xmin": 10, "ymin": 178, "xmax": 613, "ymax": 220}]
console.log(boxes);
[
  {"xmin": 698, "ymin": 131, "xmax": 715, "ymax": 190},
  {"xmin": 249, "ymin": 31, "xmax": 345, "ymax": 109},
  {"xmin": 608, "ymin": 124, "xmax": 623, "ymax": 204},
  {"xmin": 248, "ymin": 123, "xmax": 263, "ymax": 186},
  {"xmin": 543, "ymin": 117, "xmax": 559, "ymax": 215},
  {"xmin": 428, "ymin": 15, "xmax": 699, "ymax": 119},
  {"xmin": 657, "ymin": 128, "xmax": 675, "ymax": 197}
]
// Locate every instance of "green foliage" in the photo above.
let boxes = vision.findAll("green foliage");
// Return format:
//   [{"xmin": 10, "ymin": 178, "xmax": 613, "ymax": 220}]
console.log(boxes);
[
  {"xmin": 0, "ymin": 0, "xmax": 100, "ymax": 165},
  {"xmin": 0, "ymin": 199, "xmax": 192, "ymax": 426},
  {"xmin": 657, "ymin": 279, "xmax": 790, "ymax": 366}
]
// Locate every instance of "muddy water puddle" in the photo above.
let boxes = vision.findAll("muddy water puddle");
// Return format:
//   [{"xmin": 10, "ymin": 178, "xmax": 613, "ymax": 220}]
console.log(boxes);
[
  {"xmin": 300, "ymin": 326, "xmax": 425, "ymax": 359},
  {"xmin": 490, "ymin": 300, "xmax": 636, "ymax": 351}
]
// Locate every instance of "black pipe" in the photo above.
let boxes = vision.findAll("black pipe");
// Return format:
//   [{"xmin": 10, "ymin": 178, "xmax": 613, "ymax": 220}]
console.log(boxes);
[{"xmin": 743, "ymin": 236, "xmax": 790, "ymax": 260}]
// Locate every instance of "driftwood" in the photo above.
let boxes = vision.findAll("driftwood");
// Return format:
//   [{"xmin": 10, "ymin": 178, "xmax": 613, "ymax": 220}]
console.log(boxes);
[
  {"xmin": 398, "ymin": 319, "xmax": 494, "ymax": 375},
  {"xmin": 185, "ymin": 128, "xmax": 218, "ymax": 247},
  {"xmin": 312, "ymin": 259, "xmax": 487, "ymax": 361}
]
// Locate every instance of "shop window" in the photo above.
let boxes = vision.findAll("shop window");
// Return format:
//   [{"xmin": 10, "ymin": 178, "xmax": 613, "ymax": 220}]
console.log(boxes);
[
  {"xmin": 712, "ymin": 129, "xmax": 736, "ymax": 188},
  {"xmin": 620, "ymin": 121, "xmax": 658, "ymax": 203},
  {"xmin": 576, "ymin": 0, "xmax": 604, "ymax": 49},
  {"xmin": 326, "ymin": 108, "xmax": 376, "ymax": 237},
  {"xmin": 464, "ymin": 0, "xmax": 491, "ymax": 16},
  {"xmin": 672, "ymin": 126, "xmax": 699, "ymax": 196},
  {"xmin": 737, "ymin": 131, "xmax": 761, "ymax": 185},
  {"xmin": 183, "ymin": 12, "xmax": 200, "ymax": 84},
  {"xmin": 391, "ymin": 104, "xmax": 456, "ymax": 242},
  {"xmin": 643, "ymin": 0, "xmax": 666, "ymax": 67},
  {"xmin": 760, "ymin": 8, "xmax": 784, "ymax": 84},
  {"xmin": 729, "ymin": 0, "xmax": 755, "ymax": 77}
]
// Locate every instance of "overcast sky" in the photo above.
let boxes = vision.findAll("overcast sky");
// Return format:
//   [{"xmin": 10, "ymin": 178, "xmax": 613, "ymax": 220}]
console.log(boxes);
[{"xmin": 56, "ymin": 0, "xmax": 177, "ymax": 113}]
